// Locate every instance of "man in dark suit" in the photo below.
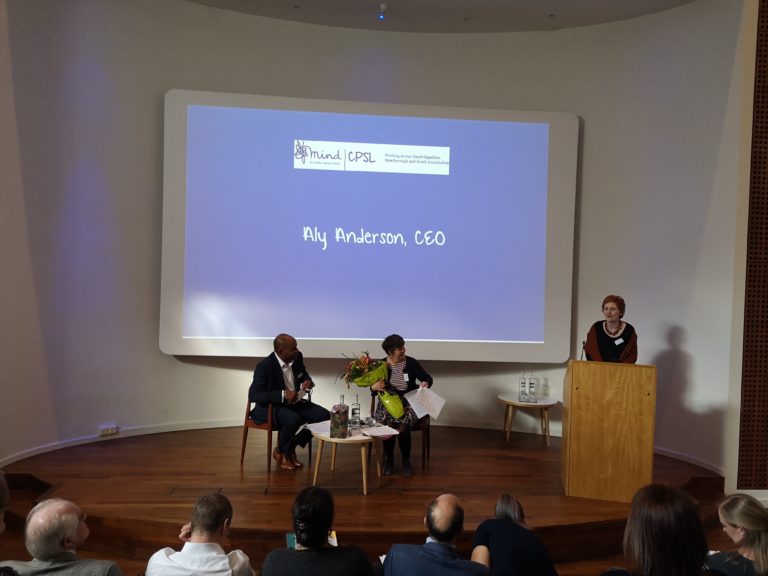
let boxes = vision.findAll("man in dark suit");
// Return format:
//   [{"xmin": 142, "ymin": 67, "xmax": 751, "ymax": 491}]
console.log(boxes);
[
  {"xmin": 248, "ymin": 334, "xmax": 330, "ymax": 470},
  {"xmin": 382, "ymin": 494, "xmax": 488, "ymax": 576}
]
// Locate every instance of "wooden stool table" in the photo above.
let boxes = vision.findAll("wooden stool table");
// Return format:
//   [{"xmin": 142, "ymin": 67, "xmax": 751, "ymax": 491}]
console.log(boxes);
[
  {"xmin": 497, "ymin": 393, "xmax": 558, "ymax": 447},
  {"xmin": 311, "ymin": 430, "xmax": 381, "ymax": 495}
]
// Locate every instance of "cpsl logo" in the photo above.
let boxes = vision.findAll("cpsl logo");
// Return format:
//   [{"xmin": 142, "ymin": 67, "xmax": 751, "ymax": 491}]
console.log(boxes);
[{"xmin": 293, "ymin": 139, "xmax": 448, "ymax": 175}]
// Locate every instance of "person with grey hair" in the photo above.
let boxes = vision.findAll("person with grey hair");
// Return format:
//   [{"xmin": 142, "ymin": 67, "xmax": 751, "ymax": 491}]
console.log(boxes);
[
  {"xmin": 0, "ymin": 498, "xmax": 121, "ymax": 576},
  {"xmin": 383, "ymin": 494, "xmax": 487, "ymax": 576},
  {"xmin": 471, "ymin": 493, "xmax": 557, "ymax": 576},
  {"xmin": 145, "ymin": 493, "xmax": 253, "ymax": 576}
]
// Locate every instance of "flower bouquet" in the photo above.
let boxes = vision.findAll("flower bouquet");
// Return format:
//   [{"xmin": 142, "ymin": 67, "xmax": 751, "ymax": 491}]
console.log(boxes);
[
  {"xmin": 340, "ymin": 351, "xmax": 388, "ymax": 388},
  {"xmin": 340, "ymin": 352, "xmax": 404, "ymax": 420}
]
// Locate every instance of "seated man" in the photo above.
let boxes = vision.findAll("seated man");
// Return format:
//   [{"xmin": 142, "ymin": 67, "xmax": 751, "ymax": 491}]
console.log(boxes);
[
  {"xmin": 146, "ymin": 493, "xmax": 253, "ymax": 576},
  {"xmin": 383, "ymin": 494, "xmax": 488, "ymax": 576},
  {"xmin": 249, "ymin": 334, "xmax": 330, "ymax": 470},
  {"xmin": 0, "ymin": 498, "xmax": 122, "ymax": 576}
]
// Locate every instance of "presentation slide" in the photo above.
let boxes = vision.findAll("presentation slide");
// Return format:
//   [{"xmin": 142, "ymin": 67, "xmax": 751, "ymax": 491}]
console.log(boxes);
[{"xmin": 160, "ymin": 91, "xmax": 578, "ymax": 362}]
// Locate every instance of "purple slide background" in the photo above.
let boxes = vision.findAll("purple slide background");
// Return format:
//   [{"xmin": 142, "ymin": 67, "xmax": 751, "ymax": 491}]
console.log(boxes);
[{"xmin": 183, "ymin": 105, "xmax": 549, "ymax": 342}]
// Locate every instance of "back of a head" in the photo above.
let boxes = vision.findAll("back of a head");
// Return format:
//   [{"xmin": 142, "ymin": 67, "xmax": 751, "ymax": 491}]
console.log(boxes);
[
  {"xmin": 623, "ymin": 484, "xmax": 707, "ymax": 576},
  {"xmin": 426, "ymin": 494, "xmax": 464, "ymax": 543},
  {"xmin": 191, "ymin": 494, "xmax": 233, "ymax": 535},
  {"xmin": 495, "ymin": 493, "xmax": 525, "ymax": 525},
  {"xmin": 0, "ymin": 473, "xmax": 8, "ymax": 510},
  {"xmin": 25, "ymin": 499, "xmax": 79, "ymax": 561},
  {"xmin": 293, "ymin": 487, "xmax": 334, "ymax": 549},
  {"xmin": 719, "ymin": 493, "xmax": 768, "ymax": 575},
  {"xmin": 0, "ymin": 472, "xmax": 9, "ymax": 535}
]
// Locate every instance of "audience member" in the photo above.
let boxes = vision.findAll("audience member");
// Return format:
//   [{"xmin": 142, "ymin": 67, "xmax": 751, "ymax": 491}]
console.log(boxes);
[
  {"xmin": 471, "ymin": 493, "xmax": 557, "ymax": 576},
  {"xmin": 261, "ymin": 486, "xmax": 373, "ymax": 576},
  {"xmin": 0, "ymin": 498, "xmax": 122, "ymax": 576},
  {"xmin": 600, "ymin": 484, "xmax": 718, "ymax": 576},
  {"xmin": 249, "ymin": 334, "xmax": 330, "ymax": 470},
  {"xmin": 0, "ymin": 473, "xmax": 9, "ymax": 536},
  {"xmin": 146, "ymin": 493, "xmax": 253, "ymax": 576},
  {"xmin": 707, "ymin": 493, "xmax": 768, "ymax": 576},
  {"xmin": 0, "ymin": 472, "xmax": 20, "ymax": 576},
  {"xmin": 382, "ymin": 493, "xmax": 487, "ymax": 576}
]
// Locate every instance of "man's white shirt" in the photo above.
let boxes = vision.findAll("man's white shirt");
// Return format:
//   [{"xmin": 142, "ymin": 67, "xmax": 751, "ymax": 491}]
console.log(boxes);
[{"xmin": 146, "ymin": 542, "xmax": 253, "ymax": 576}]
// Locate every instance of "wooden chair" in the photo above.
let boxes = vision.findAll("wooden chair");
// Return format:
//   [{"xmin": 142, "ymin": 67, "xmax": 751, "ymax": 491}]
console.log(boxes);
[
  {"xmin": 370, "ymin": 395, "xmax": 430, "ymax": 469},
  {"xmin": 240, "ymin": 400, "xmax": 275, "ymax": 472},
  {"xmin": 240, "ymin": 399, "xmax": 312, "ymax": 472}
]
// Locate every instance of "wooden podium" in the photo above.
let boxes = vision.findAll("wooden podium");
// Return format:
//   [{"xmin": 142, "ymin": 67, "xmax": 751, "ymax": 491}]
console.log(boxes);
[{"xmin": 561, "ymin": 360, "xmax": 657, "ymax": 503}]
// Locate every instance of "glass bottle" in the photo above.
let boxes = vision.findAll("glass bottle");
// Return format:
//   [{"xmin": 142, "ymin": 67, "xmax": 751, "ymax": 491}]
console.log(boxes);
[
  {"xmin": 351, "ymin": 394, "xmax": 361, "ymax": 432},
  {"xmin": 527, "ymin": 375, "xmax": 537, "ymax": 403}
]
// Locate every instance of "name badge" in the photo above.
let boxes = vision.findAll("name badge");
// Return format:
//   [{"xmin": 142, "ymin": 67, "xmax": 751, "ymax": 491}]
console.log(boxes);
[
  {"xmin": 404, "ymin": 373, "xmax": 410, "ymax": 382},
  {"xmin": 297, "ymin": 372, "xmax": 304, "ymax": 379},
  {"xmin": 614, "ymin": 338, "xmax": 624, "ymax": 345}
]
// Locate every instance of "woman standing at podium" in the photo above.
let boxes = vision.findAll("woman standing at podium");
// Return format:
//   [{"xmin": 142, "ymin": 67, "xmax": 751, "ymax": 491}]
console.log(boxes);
[{"xmin": 584, "ymin": 294, "xmax": 637, "ymax": 363}]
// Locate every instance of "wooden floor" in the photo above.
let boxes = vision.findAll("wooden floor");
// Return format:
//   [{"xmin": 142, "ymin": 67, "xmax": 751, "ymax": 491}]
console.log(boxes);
[{"xmin": 0, "ymin": 426, "xmax": 731, "ymax": 575}]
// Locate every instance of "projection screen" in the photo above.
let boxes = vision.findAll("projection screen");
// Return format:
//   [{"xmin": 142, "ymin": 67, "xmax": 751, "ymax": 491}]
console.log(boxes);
[{"xmin": 160, "ymin": 89, "xmax": 578, "ymax": 362}]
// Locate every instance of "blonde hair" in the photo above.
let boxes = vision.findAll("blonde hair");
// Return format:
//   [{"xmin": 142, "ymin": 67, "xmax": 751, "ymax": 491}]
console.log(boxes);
[{"xmin": 719, "ymin": 493, "xmax": 768, "ymax": 575}]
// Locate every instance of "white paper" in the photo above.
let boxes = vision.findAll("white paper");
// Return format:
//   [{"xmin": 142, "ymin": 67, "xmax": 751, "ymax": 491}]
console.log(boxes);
[
  {"xmin": 361, "ymin": 424, "xmax": 399, "ymax": 438},
  {"xmin": 404, "ymin": 387, "xmax": 445, "ymax": 420},
  {"xmin": 305, "ymin": 420, "xmax": 331, "ymax": 435}
]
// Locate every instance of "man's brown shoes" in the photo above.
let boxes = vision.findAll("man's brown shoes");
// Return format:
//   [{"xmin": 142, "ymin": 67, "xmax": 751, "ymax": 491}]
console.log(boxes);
[
  {"xmin": 290, "ymin": 452, "xmax": 303, "ymax": 469},
  {"xmin": 273, "ymin": 447, "xmax": 298, "ymax": 470},
  {"xmin": 279, "ymin": 456, "xmax": 297, "ymax": 470}
]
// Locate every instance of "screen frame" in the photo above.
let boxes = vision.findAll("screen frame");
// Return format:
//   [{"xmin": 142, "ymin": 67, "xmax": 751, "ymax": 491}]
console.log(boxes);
[{"xmin": 160, "ymin": 89, "xmax": 579, "ymax": 362}]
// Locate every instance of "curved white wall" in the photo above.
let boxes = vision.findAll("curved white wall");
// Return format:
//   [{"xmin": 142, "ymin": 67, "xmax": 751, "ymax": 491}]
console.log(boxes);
[{"xmin": 0, "ymin": 0, "xmax": 755, "ymax": 477}]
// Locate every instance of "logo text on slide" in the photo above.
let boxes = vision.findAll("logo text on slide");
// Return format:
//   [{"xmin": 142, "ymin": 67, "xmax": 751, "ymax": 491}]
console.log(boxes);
[{"xmin": 293, "ymin": 140, "xmax": 450, "ymax": 175}]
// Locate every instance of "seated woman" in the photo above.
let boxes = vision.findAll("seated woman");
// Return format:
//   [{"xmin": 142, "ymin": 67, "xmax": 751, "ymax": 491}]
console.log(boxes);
[
  {"xmin": 370, "ymin": 334, "xmax": 433, "ymax": 478},
  {"xmin": 707, "ymin": 493, "xmax": 768, "ymax": 576},
  {"xmin": 471, "ymin": 493, "xmax": 557, "ymax": 576},
  {"xmin": 601, "ymin": 484, "xmax": 718, "ymax": 576},
  {"xmin": 584, "ymin": 294, "xmax": 638, "ymax": 363},
  {"xmin": 261, "ymin": 487, "xmax": 373, "ymax": 576}
]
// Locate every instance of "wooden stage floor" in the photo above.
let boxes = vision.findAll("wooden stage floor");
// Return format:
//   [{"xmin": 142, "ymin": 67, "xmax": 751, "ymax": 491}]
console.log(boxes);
[{"xmin": 1, "ymin": 426, "xmax": 728, "ymax": 574}]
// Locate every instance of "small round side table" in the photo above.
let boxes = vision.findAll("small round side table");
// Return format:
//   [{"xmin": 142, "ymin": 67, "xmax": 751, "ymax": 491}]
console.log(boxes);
[
  {"xmin": 310, "ymin": 430, "xmax": 381, "ymax": 495},
  {"xmin": 497, "ymin": 393, "xmax": 558, "ymax": 447}
]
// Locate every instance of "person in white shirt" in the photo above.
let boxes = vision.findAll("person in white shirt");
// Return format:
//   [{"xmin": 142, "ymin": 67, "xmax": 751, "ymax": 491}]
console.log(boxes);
[{"xmin": 146, "ymin": 493, "xmax": 253, "ymax": 576}]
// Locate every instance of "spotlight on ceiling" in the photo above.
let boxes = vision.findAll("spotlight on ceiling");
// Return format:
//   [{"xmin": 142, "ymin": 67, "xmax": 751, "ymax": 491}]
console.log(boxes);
[{"xmin": 378, "ymin": 3, "xmax": 386, "ymax": 21}]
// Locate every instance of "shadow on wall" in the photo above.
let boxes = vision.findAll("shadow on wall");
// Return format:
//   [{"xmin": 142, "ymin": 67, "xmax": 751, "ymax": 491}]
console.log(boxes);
[{"xmin": 652, "ymin": 325, "xmax": 725, "ymax": 471}]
